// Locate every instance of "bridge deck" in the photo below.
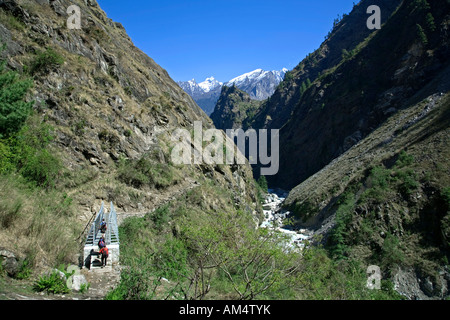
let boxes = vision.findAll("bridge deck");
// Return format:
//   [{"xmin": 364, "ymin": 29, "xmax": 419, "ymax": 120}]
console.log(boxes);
[{"xmin": 83, "ymin": 202, "xmax": 120, "ymax": 270}]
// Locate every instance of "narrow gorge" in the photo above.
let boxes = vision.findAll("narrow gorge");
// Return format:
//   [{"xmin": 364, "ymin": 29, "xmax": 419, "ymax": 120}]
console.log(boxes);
[{"xmin": 0, "ymin": 0, "xmax": 449, "ymax": 302}]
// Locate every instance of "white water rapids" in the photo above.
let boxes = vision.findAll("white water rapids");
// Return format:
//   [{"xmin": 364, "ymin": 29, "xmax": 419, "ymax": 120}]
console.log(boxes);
[{"xmin": 260, "ymin": 189, "xmax": 313, "ymax": 250}]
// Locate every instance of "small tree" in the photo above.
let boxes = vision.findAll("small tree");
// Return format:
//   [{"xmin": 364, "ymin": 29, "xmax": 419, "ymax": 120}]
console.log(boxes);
[
  {"xmin": 0, "ymin": 45, "xmax": 34, "ymax": 138},
  {"xmin": 257, "ymin": 175, "xmax": 268, "ymax": 192},
  {"xmin": 342, "ymin": 48, "xmax": 355, "ymax": 61},
  {"xmin": 425, "ymin": 13, "xmax": 436, "ymax": 32},
  {"xmin": 416, "ymin": 24, "xmax": 428, "ymax": 45},
  {"xmin": 300, "ymin": 81, "xmax": 307, "ymax": 95},
  {"xmin": 177, "ymin": 211, "xmax": 301, "ymax": 300}
]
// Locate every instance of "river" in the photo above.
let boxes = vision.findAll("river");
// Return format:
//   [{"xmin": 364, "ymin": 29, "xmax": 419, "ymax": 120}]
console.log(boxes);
[{"xmin": 260, "ymin": 189, "xmax": 313, "ymax": 250}]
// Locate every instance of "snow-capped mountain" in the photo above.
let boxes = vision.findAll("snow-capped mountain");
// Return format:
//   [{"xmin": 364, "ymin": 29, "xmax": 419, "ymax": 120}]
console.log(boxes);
[
  {"xmin": 198, "ymin": 77, "xmax": 223, "ymax": 93},
  {"xmin": 177, "ymin": 68, "xmax": 287, "ymax": 115},
  {"xmin": 225, "ymin": 68, "xmax": 288, "ymax": 101},
  {"xmin": 178, "ymin": 77, "xmax": 222, "ymax": 96},
  {"xmin": 178, "ymin": 77, "xmax": 223, "ymax": 116}
]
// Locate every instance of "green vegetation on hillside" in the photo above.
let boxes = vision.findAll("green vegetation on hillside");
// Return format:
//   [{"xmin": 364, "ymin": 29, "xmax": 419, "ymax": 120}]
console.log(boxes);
[
  {"xmin": 0, "ymin": 44, "xmax": 80, "ymax": 277},
  {"xmin": 26, "ymin": 48, "xmax": 64, "ymax": 76},
  {"xmin": 0, "ymin": 45, "xmax": 33, "ymax": 139},
  {"xmin": 106, "ymin": 176, "xmax": 404, "ymax": 300},
  {"xmin": 325, "ymin": 151, "xmax": 449, "ymax": 295},
  {"xmin": 117, "ymin": 153, "xmax": 180, "ymax": 190},
  {"xmin": 107, "ymin": 181, "xmax": 297, "ymax": 300}
]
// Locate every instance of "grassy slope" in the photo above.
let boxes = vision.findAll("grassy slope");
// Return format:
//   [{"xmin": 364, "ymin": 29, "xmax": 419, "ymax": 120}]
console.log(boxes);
[{"xmin": 0, "ymin": 0, "xmax": 259, "ymax": 291}]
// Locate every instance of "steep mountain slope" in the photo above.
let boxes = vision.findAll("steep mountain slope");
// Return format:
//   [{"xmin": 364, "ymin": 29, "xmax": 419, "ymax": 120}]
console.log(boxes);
[
  {"xmin": 247, "ymin": 0, "xmax": 403, "ymax": 132},
  {"xmin": 0, "ymin": 0, "xmax": 259, "ymax": 273},
  {"xmin": 284, "ymin": 88, "xmax": 450, "ymax": 299},
  {"xmin": 260, "ymin": 0, "xmax": 449, "ymax": 190},
  {"xmin": 206, "ymin": 0, "xmax": 450, "ymax": 299},
  {"xmin": 270, "ymin": 0, "xmax": 450, "ymax": 299},
  {"xmin": 210, "ymin": 85, "xmax": 262, "ymax": 130}
]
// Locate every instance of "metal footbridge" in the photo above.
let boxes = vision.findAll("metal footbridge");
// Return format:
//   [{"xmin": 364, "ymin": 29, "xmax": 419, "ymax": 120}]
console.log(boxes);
[{"xmin": 83, "ymin": 202, "xmax": 120, "ymax": 269}]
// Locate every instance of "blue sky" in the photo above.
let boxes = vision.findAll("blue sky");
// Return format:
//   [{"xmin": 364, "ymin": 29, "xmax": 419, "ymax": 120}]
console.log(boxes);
[{"xmin": 97, "ymin": 0, "xmax": 357, "ymax": 83}]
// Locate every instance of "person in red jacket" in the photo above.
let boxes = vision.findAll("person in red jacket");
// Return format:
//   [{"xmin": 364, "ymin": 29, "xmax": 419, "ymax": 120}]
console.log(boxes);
[{"xmin": 99, "ymin": 246, "xmax": 109, "ymax": 267}]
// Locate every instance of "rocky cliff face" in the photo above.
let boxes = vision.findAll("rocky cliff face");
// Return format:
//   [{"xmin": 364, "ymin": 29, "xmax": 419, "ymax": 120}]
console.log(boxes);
[
  {"xmin": 249, "ymin": 0, "xmax": 449, "ymax": 190},
  {"xmin": 247, "ymin": 0, "xmax": 403, "ymax": 133},
  {"xmin": 0, "ymin": 0, "xmax": 259, "ymax": 219}
]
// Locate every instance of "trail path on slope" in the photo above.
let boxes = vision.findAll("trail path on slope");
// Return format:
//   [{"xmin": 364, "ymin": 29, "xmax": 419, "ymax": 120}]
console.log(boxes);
[{"xmin": 116, "ymin": 177, "xmax": 200, "ymax": 225}]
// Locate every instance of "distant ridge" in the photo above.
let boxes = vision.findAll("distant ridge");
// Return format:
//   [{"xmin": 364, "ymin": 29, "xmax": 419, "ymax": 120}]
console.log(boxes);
[{"xmin": 177, "ymin": 68, "xmax": 287, "ymax": 115}]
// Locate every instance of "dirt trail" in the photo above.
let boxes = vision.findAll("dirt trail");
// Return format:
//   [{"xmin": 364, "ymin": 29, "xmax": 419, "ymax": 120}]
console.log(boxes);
[{"xmin": 116, "ymin": 177, "xmax": 200, "ymax": 225}]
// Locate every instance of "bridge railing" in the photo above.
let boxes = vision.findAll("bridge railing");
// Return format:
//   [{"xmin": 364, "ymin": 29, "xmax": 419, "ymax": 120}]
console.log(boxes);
[
  {"xmin": 106, "ymin": 202, "xmax": 120, "ymax": 245},
  {"xmin": 85, "ymin": 202, "xmax": 105, "ymax": 246}
]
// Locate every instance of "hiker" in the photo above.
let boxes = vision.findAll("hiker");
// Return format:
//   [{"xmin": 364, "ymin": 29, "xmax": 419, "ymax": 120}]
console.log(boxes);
[
  {"xmin": 98, "ymin": 235, "xmax": 106, "ymax": 249},
  {"xmin": 100, "ymin": 219, "xmax": 107, "ymax": 233},
  {"xmin": 99, "ymin": 246, "xmax": 109, "ymax": 267}
]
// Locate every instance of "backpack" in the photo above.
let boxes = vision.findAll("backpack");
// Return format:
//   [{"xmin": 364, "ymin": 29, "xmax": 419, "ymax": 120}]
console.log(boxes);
[{"xmin": 98, "ymin": 238, "xmax": 105, "ymax": 248}]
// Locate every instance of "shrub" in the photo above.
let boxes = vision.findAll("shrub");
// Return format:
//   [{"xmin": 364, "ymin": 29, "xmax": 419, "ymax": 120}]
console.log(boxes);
[
  {"xmin": 396, "ymin": 151, "xmax": 414, "ymax": 168},
  {"xmin": 149, "ymin": 204, "xmax": 171, "ymax": 231},
  {"xmin": 409, "ymin": 0, "xmax": 430, "ymax": 11},
  {"xmin": 105, "ymin": 256, "xmax": 158, "ymax": 300},
  {"xmin": 13, "ymin": 118, "xmax": 62, "ymax": 188},
  {"xmin": 359, "ymin": 166, "xmax": 392, "ymax": 203},
  {"xmin": 79, "ymin": 283, "xmax": 90, "ymax": 294},
  {"xmin": 380, "ymin": 233, "xmax": 405, "ymax": 268},
  {"xmin": 327, "ymin": 193, "xmax": 356, "ymax": 259},
  {"xmin": 342, "ymin": 49, "xmax": 352, "ymax": 60},
  {"xmin": 397, "ymin": 169, "xmax": 419, "ymax": 196},
  {"xmin": 28, "ymin": 48, "xmax": 64, "ymax": 76},
  {"xmin": 370, "ymin": 166, "xmax": 391, "ymax": 189},
  {"xmin": 426, "ymin": 13, "xmax": 436, "ymax": 32},
  {"xmin": 284, "ymin": 71, "xmax": 294, "ymax": 82},
  {"xmin": 124, "ymin": 129, "xmax": 132, "ymax": 137},
  {"xmin": 0, "ymin": 139, "xmax": 14, "ymax": 174},
  {"xmin": 118, "ymin": 155, "xmax": 178, "ymax": 189},
  {"xmin": 290, "ymin": 199, "xmax": 317, "ymax": 222},
  {"xmin": 33, "ymin": 271, "xmax": 70, "ymax": 295},
  {"xmin": 72, "ymin": 119, "xmax": 87, "ymax": 136},
  {"xmin": 153, "ymin": 237, "xmax": 189, "ymax": 282},
  {"xmin": 15, "ymin": 258, "xmax": 32, "ymax": 280}
]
